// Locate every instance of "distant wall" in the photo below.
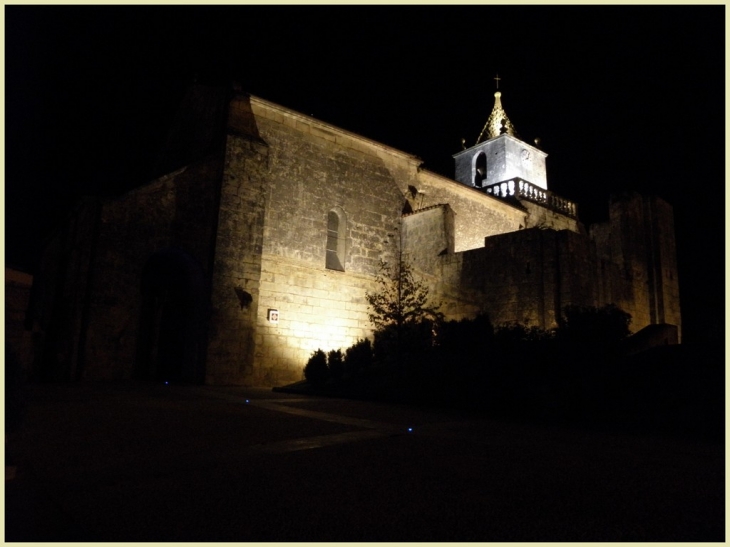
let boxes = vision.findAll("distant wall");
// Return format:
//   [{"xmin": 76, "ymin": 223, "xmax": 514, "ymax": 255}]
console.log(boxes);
[
  {"xmin": 436, "ymin": 228, "xmax": 597, "ymax": 328},
  {"xmin": 30, "ymin": 152, "xmax": 224, "ymax": 382},
  {"xmin": 28, "ymin": 198, "xmax": 101, "ymax": 381},
  {"xmin": 82, "ymin": 156, "xmax": 223, "ymax": 381},
  {"xmin": 431, "ymin": 193, "xmax": 681, "ymax": 338},
  {"xmin": 590, "ymin": 192, "xmax": 681, "ymax": 340},
  {"xmin": 5, "ymin": 268, "xmax": 34, "ymax": 374}
]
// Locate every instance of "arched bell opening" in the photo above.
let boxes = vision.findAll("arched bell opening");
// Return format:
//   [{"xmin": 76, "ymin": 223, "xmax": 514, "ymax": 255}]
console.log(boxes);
[{"xmin": 474, "ymin": 152, "xmax": 487, "ymax": 188}]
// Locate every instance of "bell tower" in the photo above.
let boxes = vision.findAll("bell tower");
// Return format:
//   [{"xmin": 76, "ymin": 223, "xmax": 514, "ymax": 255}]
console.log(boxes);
[{"xmin": 454, "ymin": 78, "xmax": 548, "ymax": 192}]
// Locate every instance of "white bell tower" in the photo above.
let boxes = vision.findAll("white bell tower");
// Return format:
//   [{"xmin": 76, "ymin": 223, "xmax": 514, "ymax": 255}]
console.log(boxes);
[{"xmin": 454, "ymin": 78, "xmax": 548, "ymax": 192}]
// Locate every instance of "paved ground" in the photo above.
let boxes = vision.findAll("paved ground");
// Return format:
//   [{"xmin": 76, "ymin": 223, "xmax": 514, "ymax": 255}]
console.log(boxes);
[{"xmin": 4, "ymin": 382, "xmax": 725, "ymax": 542}]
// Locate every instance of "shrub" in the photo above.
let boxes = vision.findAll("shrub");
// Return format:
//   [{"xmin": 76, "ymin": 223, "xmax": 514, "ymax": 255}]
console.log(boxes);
[
  {"xmin": 328, "ymin": 349, "xmax": 344, "ymax": 381},
  {"xmin": 431, "ymin": 314, "xmax": 495, "ymax": 390},
  {"xmin": 436, "ymin": 314, "xmax": 494, "ymax": 360},
  {"xmin": 558, "ymin": 304, "xmax": 632, "ymax": 358},
  {"xmin": 304, "ymin": 349, "xmax": 329, "ymax": 386},
  {"xmin": 494, "ymin": 322, "xmax": 553, "ymax": 350},
  {"xmin": 344, "ymin": 338, "xmax": 373, "ymax": 378}
]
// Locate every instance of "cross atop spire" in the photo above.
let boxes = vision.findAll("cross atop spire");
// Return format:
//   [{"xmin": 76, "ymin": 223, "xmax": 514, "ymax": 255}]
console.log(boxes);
[{"xmin": 494, "ymin": 74, "xmax": 501, "ymax": 90}]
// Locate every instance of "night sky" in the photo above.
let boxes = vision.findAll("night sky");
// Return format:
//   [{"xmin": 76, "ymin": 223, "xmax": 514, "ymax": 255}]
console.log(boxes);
[{"xmin": 5, "ymin": 6, "xmax": 725, "ymax": 343}]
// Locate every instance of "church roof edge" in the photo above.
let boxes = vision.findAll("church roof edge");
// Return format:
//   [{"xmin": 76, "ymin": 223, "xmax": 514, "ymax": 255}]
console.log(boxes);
[{"xmin": 247, "ymin": 93, "xmax": 424, "ymax": 166}]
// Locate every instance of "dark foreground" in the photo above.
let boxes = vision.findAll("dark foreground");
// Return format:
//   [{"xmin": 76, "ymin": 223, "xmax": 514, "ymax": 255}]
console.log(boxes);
[{"xmin": 5, "ymin": 382, "xmax": 724, "ymax": 542}]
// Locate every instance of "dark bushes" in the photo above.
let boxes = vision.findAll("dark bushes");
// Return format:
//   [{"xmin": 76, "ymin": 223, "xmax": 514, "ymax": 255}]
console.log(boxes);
[
  {"xmin": 327, "ymin": 349, "xmax": 344, "ymax": 381},
  {"xmin": 297, "ymin": 305, "xmax": 719, "ymax": 440},
  {"xmin": 344, "ymin": 338, "xmax": 373, "ymax": 379},
  {"xmin": 303, "ymin": 349, "xmax": 329, "ymax": 386}
]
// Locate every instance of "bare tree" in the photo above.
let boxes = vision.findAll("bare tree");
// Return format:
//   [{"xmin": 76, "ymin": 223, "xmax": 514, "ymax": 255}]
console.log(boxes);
[{"xmin": 366, "ymin": 259, "xmax": 442, "ymax": 331}]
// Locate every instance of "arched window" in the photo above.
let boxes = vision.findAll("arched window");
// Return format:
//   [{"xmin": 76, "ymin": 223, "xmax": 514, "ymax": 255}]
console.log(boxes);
[
  {"xmin": 326, "ymin": 208, "xmax": 346, "ymax": 271},
  {"xmin": 474, "ymin": 152, "xmax": 487, "ymax": 187}
]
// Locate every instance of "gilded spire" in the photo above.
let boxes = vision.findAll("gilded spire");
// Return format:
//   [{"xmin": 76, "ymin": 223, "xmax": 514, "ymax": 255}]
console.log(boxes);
[{"xmin": 476, "ymin": 86, "xmax": 518, "ymax": 144}]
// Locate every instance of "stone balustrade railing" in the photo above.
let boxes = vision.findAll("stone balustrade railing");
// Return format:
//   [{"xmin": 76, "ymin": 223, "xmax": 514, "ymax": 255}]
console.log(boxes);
[{"xmin": 484, "ymin": 178, "xmax": 577, "ymax": 218}]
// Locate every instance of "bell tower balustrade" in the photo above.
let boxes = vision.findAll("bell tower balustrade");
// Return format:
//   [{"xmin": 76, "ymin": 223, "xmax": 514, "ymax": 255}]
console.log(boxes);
[{"xmin": 484, "ymin": 177, "xmax": 577, "ymax": 218}]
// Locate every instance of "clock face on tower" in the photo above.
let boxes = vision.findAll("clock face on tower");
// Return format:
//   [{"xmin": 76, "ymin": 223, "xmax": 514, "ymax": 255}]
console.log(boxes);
[{"xmin": 520, "ymin": 148, "xmax": 531, "ymax": 162}]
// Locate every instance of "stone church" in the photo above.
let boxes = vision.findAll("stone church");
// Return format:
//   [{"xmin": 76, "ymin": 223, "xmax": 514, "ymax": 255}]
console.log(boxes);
[{"xmin": 28, "ymin": 83, "xmax": 681, "ymax": 386}]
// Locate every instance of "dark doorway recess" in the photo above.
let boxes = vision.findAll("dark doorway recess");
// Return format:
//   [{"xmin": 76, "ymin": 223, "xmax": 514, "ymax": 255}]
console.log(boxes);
[{"xmin": 135, "ymin": 248, "xmax": 208, "ymax": 384}]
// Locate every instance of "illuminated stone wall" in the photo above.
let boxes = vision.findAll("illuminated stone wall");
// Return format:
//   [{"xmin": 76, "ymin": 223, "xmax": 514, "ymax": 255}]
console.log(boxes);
[
  {"xmin": 402, "ymin": 205, "xmax": 454, "ymax": 276},
  {"xmin": 410, "ymin": 169, "xmax": 526, "ymax": 252},
  {"xmin": 254, "ymin": 259, "xmax": 376, "ymax": 385},
  {"xmin": 221, "ymin": 97, "xmax": 407, "ymax": 385}
]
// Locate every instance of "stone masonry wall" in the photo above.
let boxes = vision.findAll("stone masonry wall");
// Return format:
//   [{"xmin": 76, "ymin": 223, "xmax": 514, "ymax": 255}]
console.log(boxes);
[
  {"xmin": 255, "ymin": 258, "xmax": 377, "ymax": 385},
  {"xmin": 412, "ymin": 169, "xmax": 526, "ymax": 252},
  {"xmin": 402, "ymin": 205, "xmax": 454, "ymax": 276},
  {"xmin": 234, "ymin": 97, "xmax": 408, "ymax": 385},
  {"xmin": 589, "ymin": 192, "xmax": 681, "ymax": 339},
  {"xmin": 205, "ymin": 123, "xmax": 269, "ymax": 385},
  {"xmin": 80, "ymin": 155, "xmax": 223, "ymax": 381},
  {"xmin": 436, "ymin": 228, "xmax": 598, "ymax": 329},
  {"xmin": 643, "ymin": 195, "xmax": 681, "ymax": 335}
]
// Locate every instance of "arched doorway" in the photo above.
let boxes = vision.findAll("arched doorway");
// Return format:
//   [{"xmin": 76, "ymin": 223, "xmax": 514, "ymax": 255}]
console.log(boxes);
[{"xmin": 135, "ymin": 248, "xmax": 207, "ymax": 384}]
